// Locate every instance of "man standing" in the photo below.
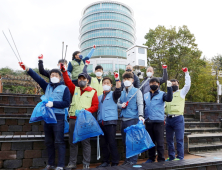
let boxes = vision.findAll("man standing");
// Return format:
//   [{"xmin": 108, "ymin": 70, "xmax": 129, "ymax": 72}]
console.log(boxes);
[
  {"xmin": 117, "ymin": 72, "xmax": 144, "ymax": 165},
  {"xmin": 121, "ymin": 64, "xmax": 140, "ymax": 90},
  {"xmin": 141, "ymin": 65, "xmax": 168, "ymax": 95},
  {"xmin": 96, "ymin": 72, "xmax": 121, "ymax": 167},
  {"xmin": 143, "ymin": 78, "xmax": 173, "ymax": 163},
  {"xmin": 19, "ymin": 63, "xmax": 70, "ymax": 170},
  {"xmin": 61, "ymin": 66, "xmax": 99, "ymax": 169},
  {"xmin": 165, "ymin": 67, "xmax": 191, "ymax": 161}
]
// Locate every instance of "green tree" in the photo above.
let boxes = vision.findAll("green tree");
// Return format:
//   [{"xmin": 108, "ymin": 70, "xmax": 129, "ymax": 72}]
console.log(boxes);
[{"xmin": 144, "ymin": 25, "xmax": 217, "ymax": 102}]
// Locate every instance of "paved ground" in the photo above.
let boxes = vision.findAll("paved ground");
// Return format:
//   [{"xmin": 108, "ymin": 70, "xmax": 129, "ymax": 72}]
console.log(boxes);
[{"xmin": 75, "ymin": 154, "xmax": 203, "ymax": 169}]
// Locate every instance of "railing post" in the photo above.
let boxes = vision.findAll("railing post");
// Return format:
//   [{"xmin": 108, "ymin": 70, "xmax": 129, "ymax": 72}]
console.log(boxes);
[{"xmin": 0, "ymin": 76, "xmax": 3, "ymax": 93}]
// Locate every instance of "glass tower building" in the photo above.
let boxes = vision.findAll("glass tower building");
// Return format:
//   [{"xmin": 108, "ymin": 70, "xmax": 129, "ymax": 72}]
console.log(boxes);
[{"xmin": 79, "ymin": 1, "xmax": 136, "ymax": 73}]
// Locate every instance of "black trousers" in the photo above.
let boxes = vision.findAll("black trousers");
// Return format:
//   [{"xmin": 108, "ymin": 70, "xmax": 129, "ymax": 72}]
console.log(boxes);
[
  {"xmin": 145, "ymin": 121, "xmax": 165, "ymax": 162},
  {"xmin": 100, "ymin": 124, "xmax": 119, "ymax": 164}
]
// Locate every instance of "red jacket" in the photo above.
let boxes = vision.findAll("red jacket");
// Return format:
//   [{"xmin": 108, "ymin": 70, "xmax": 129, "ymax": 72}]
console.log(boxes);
[{"xmin": 62, "ymin": 71, "xmax": 99, "ymax": 119}]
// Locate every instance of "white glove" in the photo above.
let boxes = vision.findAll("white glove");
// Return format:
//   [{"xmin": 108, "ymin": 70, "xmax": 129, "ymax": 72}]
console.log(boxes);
[
  {"xmin": 167, "ymin": 80, "xmax": 172, "ymax": 87},
  {"xmin": 46, "ymin": 101, "xmax": 53, "ymax": 107},
  {"xmin": 122, "ymin": 102, "xmax": 127, "ymax": 108},
  {"xmin": 139, "ymin": 116, "xmax": 145, "ymax": 123}
]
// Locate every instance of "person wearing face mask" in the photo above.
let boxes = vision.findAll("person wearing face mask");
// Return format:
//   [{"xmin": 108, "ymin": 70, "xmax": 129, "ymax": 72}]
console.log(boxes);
[
  {"xmin": 96, "ymin": 73, "xmax": 121, "ymax": 168},
  {"xmin": 141, "ymin": 65, "xmax": 168, "ymax": 95},
  {"xmin": 143, "ymin": 78, "xmax": 173, "ymax": 164},
  {"xmin": 121, "ymin": 64, "xmax": 140, "ymax": 90},
  {"xmin": 85, "ymin": 65, "xmax": 103, "ymax": 96},
  {"xmin": 117, "ymin": 72, "xmax": 144, "ymax": 166},
  {"xmin": 67, "ymin": 46, "xmax": 96, "ymax": 86},
  {"xmin": 60, "ymin": 66, "xmax": 99, "ymax": 170},
  {"xmin": 38, "ymin": 54, "xmax": 71, "ymax": 81},
  {"xmin": 19, "ymin": 63, "xmax": 70, "ymax": 170},
  {"xmin": 165, "ymin": 67, "xmax": 191, "ymax": 162}
]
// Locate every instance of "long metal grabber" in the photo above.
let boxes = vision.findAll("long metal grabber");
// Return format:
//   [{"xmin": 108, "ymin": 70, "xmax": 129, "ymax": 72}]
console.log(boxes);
[
  {"xmin": 62, "ymin": 42, "xmax": 64, "ymax": 60},
  {"xmin": 2, "ymin": 31, "xmax": 21, "ymax": 62},
  {"xmin": 63, "ymin": 45, "xmax": 68, "ymax": 62},
  {"xmin": 126, "ymin": 77, "xmax": 151, "ymax": 105},
  {"xmin": 8, "ymin": 29, "xmax": 23, "ymax": 62}
]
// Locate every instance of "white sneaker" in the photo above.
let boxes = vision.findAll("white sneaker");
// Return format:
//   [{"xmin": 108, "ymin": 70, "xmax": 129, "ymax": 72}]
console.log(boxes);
[
  {"xmin": 83, "ymin": 164, "xmax": 90, "ymax": 169},
  {"xmin": 55, "ymin": 167, "xmax": 63, "ymax": 170}
]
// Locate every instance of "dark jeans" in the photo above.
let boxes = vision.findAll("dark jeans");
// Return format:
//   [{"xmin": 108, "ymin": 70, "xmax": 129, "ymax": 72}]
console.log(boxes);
[
  {"xmin": 166, "ymin": 115, "xmax": 184, "ymax": 160},
  {"xmin": 145, "ymin": 121, "xmax": 165, "ymax": 162},
  {"xmin": 44, "ymin": 114, "xmax": 66, "ymax": 167},
  {"xmin": 100, "ymin": 124, "xmax": 119, "ymax": 164},
  {"xmin": 121, "ymin": 119, "xmax": 138, "ymax": 164}
]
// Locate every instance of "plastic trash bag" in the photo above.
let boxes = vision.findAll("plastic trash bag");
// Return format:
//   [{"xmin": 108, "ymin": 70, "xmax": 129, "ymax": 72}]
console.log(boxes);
[
  {"xmin": 29, "ymin": 95, "xmax": 57, "ymax": 124},
  {"xmin": 73, "ymin": 109, "xmax": 104, "ymax": 144},
  {"xmin": 64, "ymin": 108, "xmax": 69, "ymax": 133},
  {"xmin": 124, "ymin": 121, "xmax": 155, "ymax": 158}
]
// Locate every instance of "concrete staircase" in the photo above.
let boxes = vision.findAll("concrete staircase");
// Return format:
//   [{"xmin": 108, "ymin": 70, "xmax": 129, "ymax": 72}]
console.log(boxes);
[{"xmin": 184, "ymin": 112, "xmax": 222, "ymax": 156}]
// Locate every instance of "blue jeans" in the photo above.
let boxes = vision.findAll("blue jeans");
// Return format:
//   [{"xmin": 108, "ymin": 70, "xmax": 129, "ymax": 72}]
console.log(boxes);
[
  {"xmin": 44, "ymin": 114, "xmax": 66, "ymax": 167},
  {"xmin": 166, "ymin": 115, "xmax": 184, "ymax": 160},
  {"xmin": 121, "ymin": 119, "xmax": 138, "ymax": 164}
]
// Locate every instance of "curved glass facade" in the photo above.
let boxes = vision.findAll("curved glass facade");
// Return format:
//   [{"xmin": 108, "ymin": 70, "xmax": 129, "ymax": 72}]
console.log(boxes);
[{"xmin": 79, "ymin": 1, "xmax": 136, "ymax": 71}]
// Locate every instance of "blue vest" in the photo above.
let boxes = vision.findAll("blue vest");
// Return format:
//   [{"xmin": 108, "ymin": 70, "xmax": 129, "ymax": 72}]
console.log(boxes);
[
  {"xmin": 45, "ymin": 84, "xmax": 66, "ymax": 114},
  {"xmin": 144, "ymin": 91, "xmax": 165, "ymax": 121},
  {"xmin": 120, "ymin": 87, "xmax": 138, "ymax": 119},
  {"xmin": 97, "ymin": 91, "xmax": 118, "ymax": 122}
]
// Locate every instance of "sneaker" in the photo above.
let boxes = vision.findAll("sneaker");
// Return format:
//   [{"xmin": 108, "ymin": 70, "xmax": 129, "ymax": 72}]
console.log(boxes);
[
  {"xmin": 55, "ymin": 167, "xmax": 63, "ymax": 170},
  {"xmin": 121, "ymin": 161, "xmax": 128, "ymax": 166},
  {"xmin": 96, "ymin": 162, "xmax": 110, "ymax": 168},
  {"xmin": 111, "ymin": 163, "xmax": 118, "ymax": 166},
  {"xmin": 65, "ymin": 163, "xmax": 77, "ymax": 170},
  {"xmin": 145, "ymin": 159, "xmax": 154, "ymax": 163},
  {"xmin": 83, "ymin": 164, "xmax": 90, "ymax": 169},
  {"xmin": 173, "ymin": 158, "xmax": 180, "ymax": 161},
  {"xmin": 122, "ymin": 162, "xmax": 134, "ymax": 166},
  {"xmin": 42, "ymin": 165, "xmax": 56, "ymax": 170}
]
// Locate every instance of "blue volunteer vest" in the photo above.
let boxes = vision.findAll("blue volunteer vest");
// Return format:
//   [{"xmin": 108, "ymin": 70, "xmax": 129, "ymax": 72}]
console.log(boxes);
[
  {"xmin": 45, "ymin": 84, "xmax": 66, "ymax": 114},
  {"xmin": 120, "ymin": 87, "xmax": 138, "ymax": 119},
  {"xmin": 144, "ymin": 91, "xmax": 165, "ymax": 121},
  {"xmin": 97, "ymin": 91, "xmax": 118, "ymax": 122}
]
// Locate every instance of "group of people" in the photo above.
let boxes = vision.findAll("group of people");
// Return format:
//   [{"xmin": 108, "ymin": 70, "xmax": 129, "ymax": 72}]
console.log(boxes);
[{"xmin": 18, "ymin": 47, "xmax": 191, "ymax": 170}]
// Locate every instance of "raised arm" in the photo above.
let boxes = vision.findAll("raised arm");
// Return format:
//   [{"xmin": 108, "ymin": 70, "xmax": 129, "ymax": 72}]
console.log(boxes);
[
  {"xmin": 180, "ymin": 68, "xmax": 191, "ymax": 99},
  {"xmin": 38, "ymin": 55, "xmax": 50, "ymax": 79},
  {"xmin": 113, "ymin": 72, "xmax": 122, "ymax": 103},
  {"xmin": 159, "ymin": 65, "xmax": 168, "ymax": 85},
  {"xmin": 83, "ymin": 46, "xmax": 96, "ymax": 62},
  {"xmin": 62, "ymin": 70, "xmax": 75, "ymax": 96},
  {"xmin": 27, "ymin": 68, "xmax": 48, "ymax": 92}
]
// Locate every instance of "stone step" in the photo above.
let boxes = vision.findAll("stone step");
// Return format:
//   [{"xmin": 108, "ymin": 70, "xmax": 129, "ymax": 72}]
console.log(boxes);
[
  {"xmin": 185, "ymin": 128, "xmax": 222, "ymax": 134},
  {"xmin": 184, "ymin": 118, "xmax": 199, "ymax": 122},
  {"xmin": 188, "ymin": 133, "xmax": 222, "ymax": 146},
  {"xmin": 185, "ymin": 122, "xmax": 220, "ymax": 128},
  {"xmin": 189, "ymin": 142, "xmax": 222, "ymax": 152}
]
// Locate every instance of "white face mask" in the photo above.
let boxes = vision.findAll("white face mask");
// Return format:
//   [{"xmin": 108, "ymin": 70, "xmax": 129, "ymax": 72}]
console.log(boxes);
[
  {"xmin": 103, "ymin": 85, "xmax": 111, "ymax": 91},
  {"xmin": 146, "ymin": 72, "xmax": 153, "ymax": 78},
  {"xmin": 50, "ymin": 77, "xmax": 60, "ymax": 83},
  {"xmin": 95, "ymin": 72, "xmax": 102, "ymax": 77},
  {"xmin": 124, "ymin": 80, "xmax": 132, "ymax": 87}
]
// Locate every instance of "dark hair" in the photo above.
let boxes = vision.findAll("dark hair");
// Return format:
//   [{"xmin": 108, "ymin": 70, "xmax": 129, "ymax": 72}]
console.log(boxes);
[
  {"xmin": 102, "ymin": 77, "xmax": 113, "ymax": 84},
  {"xmin": 95, "ymin": 65, "xmax": 103, "ymax": 71},
  {"xmin": 49, "ymin": 69, "xmax": 62, "ymax": 77},
  {"xmin": 58, "ymin": 59, "xmax": 67, "ymax": 64},
  {"xmin": 149, "ymin": 77, "xmax": 160, "ymax": 84},
  {"xmin": 122, "ymin": 72, "xmax": 134, "ymax": 79},
  {"xmin": 170, "ymin": 79, "xmax": 179, "ymax": 84},
  {"xmin": 72, "ymin": 51, "xmax": 80, "ymax": 60}
]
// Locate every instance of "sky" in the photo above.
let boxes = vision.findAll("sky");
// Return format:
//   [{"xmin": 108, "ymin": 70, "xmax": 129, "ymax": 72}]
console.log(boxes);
[{"xmin": 0, "ymin": 0, "xmax": 222, "ymax": 70}]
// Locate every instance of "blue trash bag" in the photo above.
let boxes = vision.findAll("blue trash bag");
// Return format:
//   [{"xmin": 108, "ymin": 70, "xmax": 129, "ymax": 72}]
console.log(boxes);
[
  {"xmin": 124, "ymin": 121, "xmax": 155, "ymax": 158},
  {"xmin": 73, "ymin": 109, "xmax": 104, "ymax": 144},
  {"xmin": 64, "ymin": 108, "xmax": 69, "ymax": 133},
  {"xmin": 29, "ymin": 95, "xmax": 57, "ymax": 124}
]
